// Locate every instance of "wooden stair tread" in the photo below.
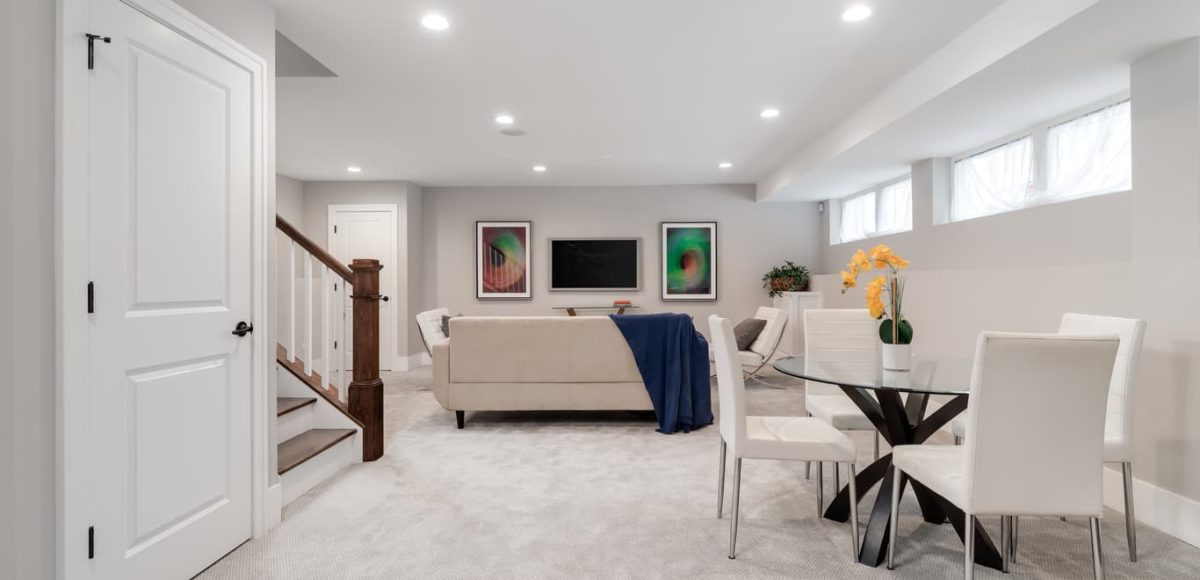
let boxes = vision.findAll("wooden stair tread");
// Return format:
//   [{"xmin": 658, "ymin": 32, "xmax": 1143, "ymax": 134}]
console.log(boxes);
[
  {"xmin": 278, "ymin": 429, "xmax": 356, "ymax": 475},
  {"xmin": 277, "ymin": 397, "xmax": 316, "ymax": 417},
  {"xmin": 276, "ymin": 344, "xmax": 365, "ymax": 430}
]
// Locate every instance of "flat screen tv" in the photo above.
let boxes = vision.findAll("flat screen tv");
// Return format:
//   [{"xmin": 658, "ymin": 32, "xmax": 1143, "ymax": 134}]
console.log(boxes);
[{"xmin": 549, "ymin": 238, "xmax": 641, "ymax": 291}]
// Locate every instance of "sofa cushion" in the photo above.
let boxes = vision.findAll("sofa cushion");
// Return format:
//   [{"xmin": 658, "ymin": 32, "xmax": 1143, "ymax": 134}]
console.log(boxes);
[{"xmin": 733, "ymin": 318, "xmax": 767, "ymax": 351}]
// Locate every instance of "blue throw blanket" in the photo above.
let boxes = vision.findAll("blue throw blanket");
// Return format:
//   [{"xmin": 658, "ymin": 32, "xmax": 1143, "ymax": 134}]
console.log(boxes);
[{"xmin": 609, "ymin": 313, "xmax": 714, "ymax": 434}]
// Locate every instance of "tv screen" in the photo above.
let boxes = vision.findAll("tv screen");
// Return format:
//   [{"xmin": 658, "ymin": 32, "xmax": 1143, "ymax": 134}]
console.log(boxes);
[{"xmin": 550, "ymin": 239, "xmax": 640, "ymax": 290}]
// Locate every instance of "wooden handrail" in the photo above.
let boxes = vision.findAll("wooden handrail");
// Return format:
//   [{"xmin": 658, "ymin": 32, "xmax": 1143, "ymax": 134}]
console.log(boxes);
[{"xmin": 276, "ymin": 215, "xmax": 354, "ymax": 282}]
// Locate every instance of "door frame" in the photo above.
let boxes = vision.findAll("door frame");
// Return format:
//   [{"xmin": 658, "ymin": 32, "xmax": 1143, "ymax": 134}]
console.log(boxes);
[
  {"xmin": 55, "ymin": 0, "xmax": 271, "ymax": 577},
  {"xmin": 326, "ymin": 204, "xmax": 402, "ymax": 371}
]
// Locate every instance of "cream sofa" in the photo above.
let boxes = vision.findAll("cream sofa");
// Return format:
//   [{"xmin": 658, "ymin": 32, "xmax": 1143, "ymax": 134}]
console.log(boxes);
[{"xmin": 432, "ymin": 316, "xmax": 653, "ymax": 428}]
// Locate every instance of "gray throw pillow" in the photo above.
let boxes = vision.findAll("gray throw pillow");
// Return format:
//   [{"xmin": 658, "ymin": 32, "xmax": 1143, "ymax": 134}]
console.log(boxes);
[
  {"xmin": 733, "ymin": 318, "xmax": 767, "ymax": 351},
  {"xmin": 441, "ymin": 314, "xmax": 460, "ymax": 338}
]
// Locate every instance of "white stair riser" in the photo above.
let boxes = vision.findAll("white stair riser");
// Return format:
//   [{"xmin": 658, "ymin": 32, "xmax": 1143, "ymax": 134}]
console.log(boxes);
[
  {"xmin": 281, "ymin": 433, "xmax": 358, "ymax": 506},
  {"xmin": 277, "ymin": 405, "xmax": 313, "ymax": 442}
]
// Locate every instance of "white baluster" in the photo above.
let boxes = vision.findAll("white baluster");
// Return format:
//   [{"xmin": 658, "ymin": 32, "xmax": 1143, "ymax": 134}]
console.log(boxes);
[
  {"xmin": 321, "ymin": 266, "xmax": 331, "ymax": 390},
  {"xmin": 288, "ymin": 239, "xmax": 296, "ymax": 362},
  {"xmin": 304, "ymin": 253, "xmax": 313, "ymax": 376},
  {"xmin": 340, "ymin": 278, "xmax": 349, "ymax": 403}
]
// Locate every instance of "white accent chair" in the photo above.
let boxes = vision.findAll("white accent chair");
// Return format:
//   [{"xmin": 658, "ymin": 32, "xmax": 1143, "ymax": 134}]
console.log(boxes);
[
  {"xmin": 415, "ymin": 307, "xmax": 450, "ymax": 356},
  {"xmin": 803, "ymin": 309, "xmax": 882, "ymax": 479},
  {"xmin": 709, "ymin": 306, "xmax": 788, "ymax": 378},
  {"xmin": 710, "ymin": 315, "xmax": 860, "ymax": 560},
  {"xmin": 950, "ymin": 313, "xmax": 1146, "ymax": 561},
  {"xmin": 890, "ymin": 332, "xmax": 1120, "ymax": 580}
]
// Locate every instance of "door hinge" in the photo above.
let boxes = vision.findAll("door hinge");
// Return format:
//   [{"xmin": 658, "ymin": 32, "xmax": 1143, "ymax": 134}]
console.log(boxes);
[
  {"xmin": 334, "ymin": 282, "xmax": 338, "ymax": 292},
  {"xmin": 88, "ymin": 526, "xmax": 95, "ymax": 559},
  {"xmin": 85, "ymin": 33, "xmax": 111, "ymax": 70},
  {"xmin": 333, "ymin": 340, "xmax": 338, "ymax": 349},
  {"xmin": 333, "ymin": 225, "xmax": 338, "ymax": 234},
  {"xmin": 87, "ymin": 282, "xmax": 95, "ymax": 314}
]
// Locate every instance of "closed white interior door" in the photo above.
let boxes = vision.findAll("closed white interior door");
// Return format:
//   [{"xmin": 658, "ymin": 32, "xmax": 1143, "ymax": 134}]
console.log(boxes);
[
  {"xmin": 86, "ymin": 0, "xmax": 255, "ymax": 576},
  {"xmin": 329, "ymin": 206, "xmax": 398, "ymax": 371}
]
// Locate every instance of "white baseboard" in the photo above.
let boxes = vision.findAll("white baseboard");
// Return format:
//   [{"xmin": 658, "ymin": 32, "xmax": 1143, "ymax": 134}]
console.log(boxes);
[
  {"xmin": 1103, "ymin": 465, "xmax": 1200, "ymax": 548},
  {"xmin": 265, "ymin": 482, "xmax": 282, "ymax": 531}
]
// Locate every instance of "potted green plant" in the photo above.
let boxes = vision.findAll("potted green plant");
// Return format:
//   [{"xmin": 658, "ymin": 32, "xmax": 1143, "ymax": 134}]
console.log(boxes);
[{"xmin": 762, "ymin": 261, "xmax": 810, "ymax": 297}]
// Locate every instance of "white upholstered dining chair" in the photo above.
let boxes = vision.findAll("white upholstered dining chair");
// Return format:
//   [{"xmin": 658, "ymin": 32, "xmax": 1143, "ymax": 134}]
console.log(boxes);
[
  {"xmin": 890, "ymin": 332, "xmax": 1120, "ymax": 580},
  {"xmin": 710, "ymin": 315, "xmax": 860, "ymax": 560},
  {"xmin": 950, "ymin": 313, "xmax": 1146, "ymax": 562},
  {"xmin": 803, "ymin": 309, "xmax": 882, "ymax": 485}
]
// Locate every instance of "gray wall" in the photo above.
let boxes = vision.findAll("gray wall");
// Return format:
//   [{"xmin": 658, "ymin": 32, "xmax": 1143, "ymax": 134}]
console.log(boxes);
[
  {"xmin": 1, "ymin": 0, "xmax": 54, "ymax": 577},
  {"xmin": 813, "ymin": 39, "xmax": 1200, "ymax": 516},
  {"xmin": 421, "ymin": 184, "xmax": 821, "ymax": 337},
  {"xmin": 0, "ymin": 1, "xmax": 276, "ymax": 577}
]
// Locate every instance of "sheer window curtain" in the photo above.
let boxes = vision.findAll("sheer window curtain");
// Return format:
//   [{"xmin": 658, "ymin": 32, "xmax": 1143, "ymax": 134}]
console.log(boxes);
[
  {"xmin": 1047, "ymin": 100, "xmax": 1131, "ymax": 199},
  {"xmin": 878, "ymin": 180, "xmax": 912, "ymax": 234},
  {"xmin": 952, "ymin": 136, "xmax": 1035, "ymax": 221},
  {"xmin": 838, "ymin": 192, "xmax": 876, "ymax": 243}
]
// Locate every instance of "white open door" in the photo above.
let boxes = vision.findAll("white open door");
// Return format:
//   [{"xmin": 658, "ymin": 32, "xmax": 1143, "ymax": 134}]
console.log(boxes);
[
  {"xmin": 328, "ymin": 205, "xmax": 398, "ymax": 371},
  {"xmin": 85, "ymin": 0, "xmax": 257, "ymax": 576}
]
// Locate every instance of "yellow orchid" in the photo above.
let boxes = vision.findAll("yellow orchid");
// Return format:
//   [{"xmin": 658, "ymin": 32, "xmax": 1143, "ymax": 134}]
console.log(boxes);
[
  {"xmin": 868, "ymin": 244, "xmax": 894, "ymax": 269},
  {"xmin": 850, "ymin": 249, "xmax": 871, "ymax": 271},
  {"xmin": 841, "ymin": 270, "xmax": 858, "ymax": 290}
]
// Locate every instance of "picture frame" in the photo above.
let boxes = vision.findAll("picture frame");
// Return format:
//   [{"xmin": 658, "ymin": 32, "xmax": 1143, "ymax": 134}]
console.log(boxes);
[
  {"xmin": 660, "ymin": 221, "xmax": 717, "ymax": 301},
  {"xmin": 476, "ymin": 221, "xmax": 533, "ymax": 300}
]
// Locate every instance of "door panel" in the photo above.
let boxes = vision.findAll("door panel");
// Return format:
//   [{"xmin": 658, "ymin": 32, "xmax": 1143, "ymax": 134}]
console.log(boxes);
[
  {"xmin": 330, "ymin": 208, "xmax": 397, "ymax": 371},
  {"xmin": 88, "ymin": 0, "xmax": 254, "ymax": 577}
]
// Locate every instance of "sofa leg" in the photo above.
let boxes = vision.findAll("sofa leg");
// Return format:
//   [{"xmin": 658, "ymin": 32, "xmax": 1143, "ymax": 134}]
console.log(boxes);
[{"xmin": 456, "ymin": 410, "xmax": 464, "ymax": 429}]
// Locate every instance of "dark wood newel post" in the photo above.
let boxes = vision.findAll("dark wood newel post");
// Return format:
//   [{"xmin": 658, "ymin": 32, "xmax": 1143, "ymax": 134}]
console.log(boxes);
[{"xmin": 348, "ymin": 258, "xmax": 385, "ymax": 461}]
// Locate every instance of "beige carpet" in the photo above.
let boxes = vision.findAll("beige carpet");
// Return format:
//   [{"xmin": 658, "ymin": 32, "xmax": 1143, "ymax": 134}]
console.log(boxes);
[{"xmin": 200, "ymin": 367, "xmax": 1200, "ymax": 579}]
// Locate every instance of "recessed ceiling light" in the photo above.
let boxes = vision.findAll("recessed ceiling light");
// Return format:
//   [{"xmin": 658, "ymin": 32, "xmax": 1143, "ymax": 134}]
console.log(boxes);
[
  {"xmin": 421, "ymin": 13, "xmax": 450, "ymax": 31},
  {"xmin": 346, "ymin": 166, "xmax": 362, "ymax": 173},
  {"xmin": 495, "ymin": 114, "xmax": 515, "ymax": 125},
  {"xmin": 532, "ymin": 165, "xmax": 547, "ymax": 173},
  {"xmin": 842, "ymin": 5, "xmax": 872, "ymax": 22},
  {"xmin": 760, "ymin": 108, "xmax": 780, "ymax": 119},
  {"xmin": 718, "ymin": 162, "xmax": 733, "ymax": 169}
]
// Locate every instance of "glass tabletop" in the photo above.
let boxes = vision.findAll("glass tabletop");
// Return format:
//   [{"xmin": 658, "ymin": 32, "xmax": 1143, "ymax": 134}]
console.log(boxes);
[{"xmin": 772, "ymin": 355, "xmax": 973, "ymax": 396}]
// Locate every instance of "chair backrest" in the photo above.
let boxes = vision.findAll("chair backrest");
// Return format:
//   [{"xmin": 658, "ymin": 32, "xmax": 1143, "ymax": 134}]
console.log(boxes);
[
  {"xmin": 415, "ymin": 307, "xmax": 451, "ymax": 356},
  {"xmin": 747, "ymin": 306, "xmax": 787, "ymax": 358},
  {"xmin": 963, "ymin": 332, "xmax": 1119, "ymax": 517},
  {"xmin": 1058, "ymin": 313, "xmax": 1146, "ymax": 450},
  {"xmin": 803, "ymin": 309, "xmax": 880, "ymax": 397},
  {"xmin": 709, "ymin": 315, "xmax": 747, "ymax": 450}
]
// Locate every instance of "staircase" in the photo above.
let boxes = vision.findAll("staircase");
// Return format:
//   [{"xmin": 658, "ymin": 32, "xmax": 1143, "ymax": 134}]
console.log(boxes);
[{"xmin": 275, "ymin": 215, "xmax": 385, "ymax": 505}]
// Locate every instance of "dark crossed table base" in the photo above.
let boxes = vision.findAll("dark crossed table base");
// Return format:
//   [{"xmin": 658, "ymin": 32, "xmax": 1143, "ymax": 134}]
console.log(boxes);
[{"xmin": 821, "ymin": 386, "xmax": 1003, "ymax": 569}]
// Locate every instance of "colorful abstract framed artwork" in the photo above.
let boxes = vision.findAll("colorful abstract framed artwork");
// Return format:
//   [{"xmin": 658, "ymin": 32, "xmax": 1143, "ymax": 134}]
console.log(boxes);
[
  {"xmin": 661, "ymin": 221, "xmax": 717, "ymax": 301},
  {"xmin": 476, "ymin": 221, "xmax": 532, "ymax": 299}
]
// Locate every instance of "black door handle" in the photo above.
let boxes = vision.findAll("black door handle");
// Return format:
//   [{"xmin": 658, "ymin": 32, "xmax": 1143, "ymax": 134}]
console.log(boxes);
[
  {"xmin": 232, "ymin": 321, "xmax": 254, "ymax": 337},
  {"xmin": 381, "ymin": 295, "xmax": 390, "ymax": 302}
]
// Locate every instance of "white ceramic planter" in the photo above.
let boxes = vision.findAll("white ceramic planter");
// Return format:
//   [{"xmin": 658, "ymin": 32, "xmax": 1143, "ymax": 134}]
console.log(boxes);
[{"xmin": 882, "ymin": 343, "xmax": 911, "ymax": 371}]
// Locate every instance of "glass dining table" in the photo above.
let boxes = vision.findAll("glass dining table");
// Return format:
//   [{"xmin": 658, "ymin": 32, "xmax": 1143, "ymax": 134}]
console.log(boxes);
[{"xmin": 772, "ymin": 355, "xmax": 1003, "ymax": 570}]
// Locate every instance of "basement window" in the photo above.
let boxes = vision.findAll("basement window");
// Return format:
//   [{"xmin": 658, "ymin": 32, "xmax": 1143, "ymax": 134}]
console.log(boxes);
[{"xmin": 834, "ymin": 176, "xmax": 912, "ymax": 244}]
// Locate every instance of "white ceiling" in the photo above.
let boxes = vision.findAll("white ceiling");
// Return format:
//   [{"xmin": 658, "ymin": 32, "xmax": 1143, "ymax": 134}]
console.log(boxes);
[
  {"xmin": 274, "ymin": 0, "xmax": 1005, "ymax": 186},
  {"xmin": 759, "ymin": 0, "xmax": 1200, "ymax": 201}
]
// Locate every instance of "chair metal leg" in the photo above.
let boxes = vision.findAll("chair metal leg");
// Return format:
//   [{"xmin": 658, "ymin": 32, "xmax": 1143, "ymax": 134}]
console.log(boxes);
[
  {"xmin": 874, "ymin": 432, "xmax": 880, "ymax": 460},
  {"xmin": 717, "ymin": 439, "xmax": 727, "ymax": 519},
  {"xmin": 729, "ymin": 458, "xmax": 743, "ymax": 559},
  {"xmin": 848, "ymin": 463, "xmax": 860, "ymax": 561},
  {"xmin": 834, "ymin": 462, "xmax": 840, "ymax": 493},
  {"xmin": 954, "ymin": 436, "xmax": 962, "ymax": 446},
  {"xmin": 1001, "ymin": 516, "xmax": 1011, "ymax": 573},
  {"xmin": 1122, "ymin": 462, "xmax": 1138, "ymax": 562},
  {"xmin": 805, "ymin": 461, "xmax": 811, "ymax": 480},
  {"xmin": 888, "ymin": 468, "xmax": 901, "ymax": 570},
  {"xmin": 965, "ymin": 515, "xmax": 976, "ymax": 580},
  {"xmin": 1090, "ymin": 517, "xmax": 1106, "ymax": 580},
  {"xmin": 816, "ymin": 462, "xmax": 824, "ymax": 516}
]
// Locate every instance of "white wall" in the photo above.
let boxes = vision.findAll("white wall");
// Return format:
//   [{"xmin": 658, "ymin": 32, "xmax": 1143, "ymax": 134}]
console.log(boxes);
[
  {"xmin": 421, "ymin": 184, "xmax": 821, "ymax": 337},
  {"xmin": 814, "ymin": 39, "xmax": 1200, "ymax": 543}
]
